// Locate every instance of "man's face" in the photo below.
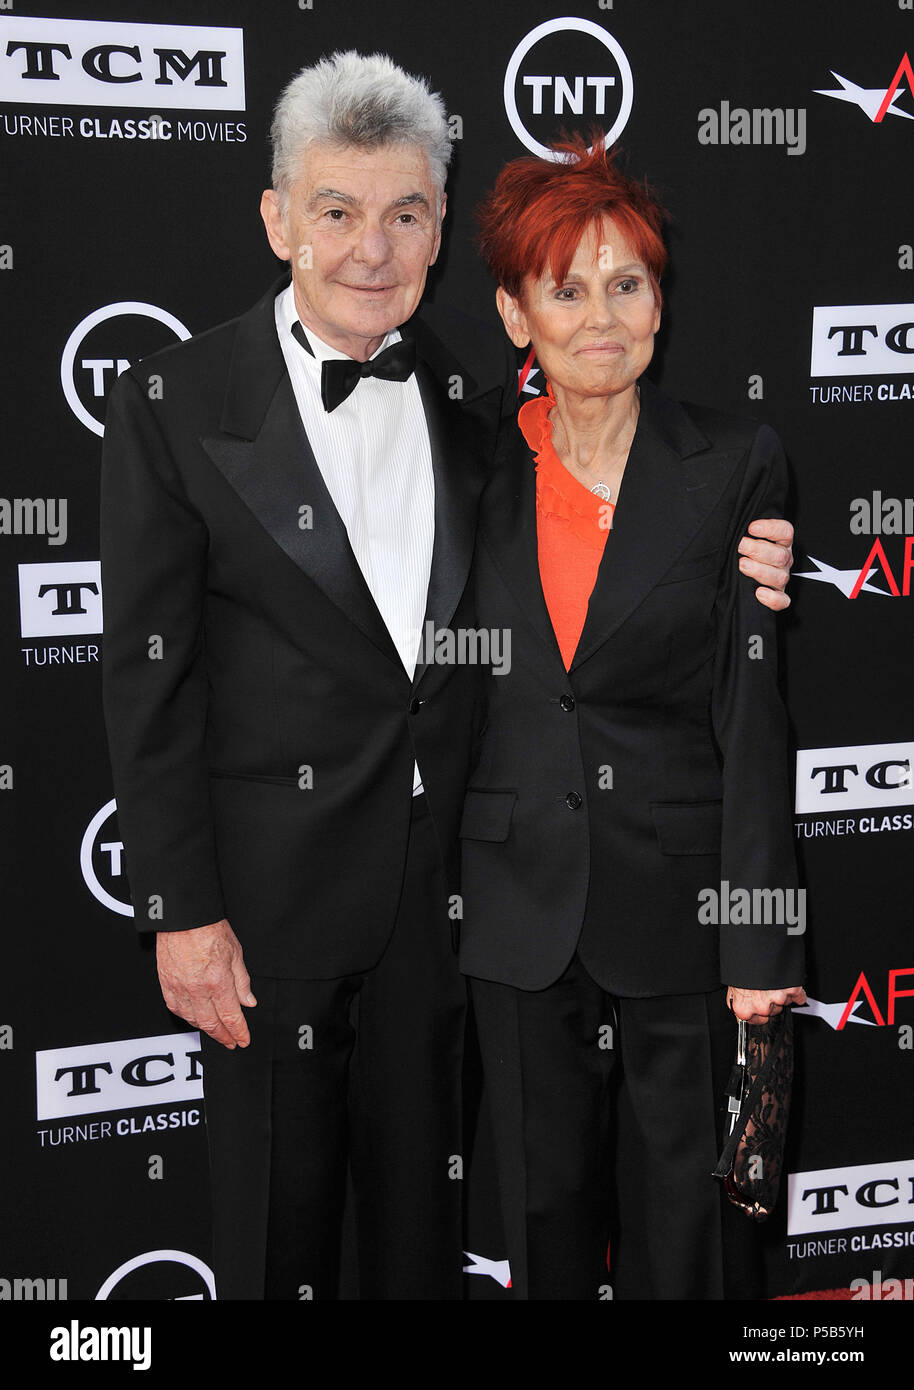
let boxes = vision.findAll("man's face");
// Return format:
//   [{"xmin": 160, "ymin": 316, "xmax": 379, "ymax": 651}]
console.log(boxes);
[{"xmin": 261, "ymin": 141, "xmax": 445, "ymax": 361}]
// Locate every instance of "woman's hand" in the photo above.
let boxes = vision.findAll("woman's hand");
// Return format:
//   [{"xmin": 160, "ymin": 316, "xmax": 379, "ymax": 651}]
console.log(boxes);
[{"xmin": 726, "ymin": 984, "xmax": 806, "ymax": 1025}]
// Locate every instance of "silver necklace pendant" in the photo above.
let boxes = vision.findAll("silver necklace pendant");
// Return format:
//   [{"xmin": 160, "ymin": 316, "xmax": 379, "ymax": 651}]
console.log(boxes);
[{"xmin": 590, "ymin": 480, "xmax": 612, "ymax": 501}]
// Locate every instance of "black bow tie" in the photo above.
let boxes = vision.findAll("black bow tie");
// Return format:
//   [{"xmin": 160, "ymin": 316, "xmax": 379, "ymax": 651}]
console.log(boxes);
[{"xmin": 291, "ymin": 320, "xmax": 416, "ymax": 412}]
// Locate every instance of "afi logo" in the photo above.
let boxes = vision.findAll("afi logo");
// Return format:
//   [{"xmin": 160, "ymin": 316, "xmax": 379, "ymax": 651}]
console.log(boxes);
[
  {"xmin": 815, "ymin": 53, "xmax": 914, "ymax": 123},
  {"xmin": 836, "ymin": 969, "xmax": 914, "ymax": 1029},
  {"xmin": 795, "ymin": 540, "xmax": 914, "ymax": 599},
  {"xmin": 61, "ymin": 302, "xmax": 191, "ymax": 437},
  {"xmin": 0, "ymin": 17, "xmax": 245, "ymax": 111},
  {"xmin": 504, "ymin": 18, "xmax": 633, "ymax": 159}
]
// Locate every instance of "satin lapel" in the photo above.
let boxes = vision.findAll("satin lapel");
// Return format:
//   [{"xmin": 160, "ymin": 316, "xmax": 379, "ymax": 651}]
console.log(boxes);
[
  {"xmin": 570, "ymin": 380, "xmax": 742, "ymax": 670},
  {"xmin": 410, "ymin": 360, "xmax": 486, "ymax": 689},
  {"xmin": 478, "ymin": 423, "xmax": 566, "ymax": 676},
  {"xmin": 201, "ymin": 275, "xmax": 400, "ymax": 664}
]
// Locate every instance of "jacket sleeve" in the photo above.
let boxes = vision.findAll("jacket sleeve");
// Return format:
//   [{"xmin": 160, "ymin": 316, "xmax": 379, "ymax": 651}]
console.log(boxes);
[
  {"xmin": 100, "ymin": 369, "xmax": 226, "ymax": 933},
  {"xmin": 710, "ymin": 424, "xmax": 805, "ymax": 989}
]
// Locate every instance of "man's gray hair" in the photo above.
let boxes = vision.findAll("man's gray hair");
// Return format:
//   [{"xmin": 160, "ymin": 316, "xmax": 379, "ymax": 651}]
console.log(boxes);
[{"xmin": 271, "ymin": 50, "xmax": 452, "ymax": 216}]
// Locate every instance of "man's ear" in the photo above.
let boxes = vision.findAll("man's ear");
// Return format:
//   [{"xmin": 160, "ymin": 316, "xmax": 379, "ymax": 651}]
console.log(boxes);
[
  {"xmin": 496, "ymin": 286, "xmax": 530, "ymax": 349},
  {"xmin": 260, "ymin": 189, "xmax": 291, "ymax": 262}
]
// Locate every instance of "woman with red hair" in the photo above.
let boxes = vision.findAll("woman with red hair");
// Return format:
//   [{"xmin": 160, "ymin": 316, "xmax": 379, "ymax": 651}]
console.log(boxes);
[{"xmin": 459, "ymin": 134, "xmax": 805, "ymax": 1299}]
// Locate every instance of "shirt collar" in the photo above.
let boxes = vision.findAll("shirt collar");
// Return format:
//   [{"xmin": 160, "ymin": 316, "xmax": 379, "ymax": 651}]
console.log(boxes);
[{"xmin": 276, "ymin": 281, "xmax": 398, "ymax": 364}]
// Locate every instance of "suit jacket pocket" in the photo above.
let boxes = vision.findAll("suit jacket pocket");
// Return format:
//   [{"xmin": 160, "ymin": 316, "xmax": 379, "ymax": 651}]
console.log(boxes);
[
  {"xmin": 209, "ymin": 769, "xmax": 299, "ymax": 786},
  {"xmin": 460, "ymin": 789, "xmax": 517, "ymax": 842},
  {"xmin": 651, "ymin": 799, "xmax": 722, "ymax": 855}
]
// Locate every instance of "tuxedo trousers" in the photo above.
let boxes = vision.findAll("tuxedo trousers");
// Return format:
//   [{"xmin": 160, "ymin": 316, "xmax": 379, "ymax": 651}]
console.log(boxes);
[
  {"xmin": 199, "ymin": 794, "xmax": 466, "ymax": 1300},
  {"xmin": 470, "ymin": 953, "xmax": 763, "ymax": 1300}
]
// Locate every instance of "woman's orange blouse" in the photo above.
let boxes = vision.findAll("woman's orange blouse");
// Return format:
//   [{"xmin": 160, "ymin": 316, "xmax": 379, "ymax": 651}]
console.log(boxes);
[{"xmin": 518, "ymin": 385, "xmax": 614, "ymax": 671}]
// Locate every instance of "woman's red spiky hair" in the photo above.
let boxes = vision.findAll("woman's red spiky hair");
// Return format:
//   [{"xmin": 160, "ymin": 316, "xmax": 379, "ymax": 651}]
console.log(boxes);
[{"xmin": 476, "ymin": 131, "xmax": 668, "ymax": 301}]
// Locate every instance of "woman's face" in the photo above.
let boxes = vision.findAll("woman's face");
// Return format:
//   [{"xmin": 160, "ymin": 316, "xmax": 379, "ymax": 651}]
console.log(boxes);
[{"xmin": 497, "ymin": 216, "xmax": 660, "ymax": 401}]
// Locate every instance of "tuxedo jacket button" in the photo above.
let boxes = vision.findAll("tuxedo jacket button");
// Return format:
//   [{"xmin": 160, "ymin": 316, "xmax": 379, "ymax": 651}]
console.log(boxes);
[
  {"xmin": 565, "ymin": 791, "xmax": 583, "ymax": 810},
  {"xmin": 560, "ymin": 693, "xmax": 575, "ymax": 712}
]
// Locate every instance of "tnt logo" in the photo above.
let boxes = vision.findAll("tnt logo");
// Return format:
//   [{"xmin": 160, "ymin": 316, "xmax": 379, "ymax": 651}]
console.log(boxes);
[
  {"xmin": 60, "ymin": 301, "xmax": 191, "ymax": 436},
  {"xmin": 96, "ymin": 1250, "xmax": 215, "ymax": 1302},
  {"xmin": 504, "ymin": 18, "xmax": 634, "ymax": 159},
  {"xmin": 80, "ymin": 799, "xmax": 133, "ymax": 917}
]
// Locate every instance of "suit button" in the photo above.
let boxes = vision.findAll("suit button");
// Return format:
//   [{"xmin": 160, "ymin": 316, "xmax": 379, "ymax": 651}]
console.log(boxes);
[
  {"xmin": 408, "ymin": 698, "xmax": 421, "ymax": 715},
  {"xmin": 565, "ymin": 791, "xmax": 583, "ymax": 810},
  {"xmin": 560, "ymin": 694, "xmax": 575, "ymax": 712}
]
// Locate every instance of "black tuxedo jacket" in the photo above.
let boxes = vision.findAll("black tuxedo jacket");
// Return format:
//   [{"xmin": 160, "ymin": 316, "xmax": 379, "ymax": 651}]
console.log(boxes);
[
  {"xmin": 458, "ymin": 377, "xmax": 805, "ymax": 997},
  {"xmin": 100, "ymin": 273, "xmax": 511, "ymax": 978}
]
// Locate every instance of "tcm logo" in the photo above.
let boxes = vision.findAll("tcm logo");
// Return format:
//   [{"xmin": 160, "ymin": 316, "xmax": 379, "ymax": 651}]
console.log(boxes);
[
  {"xmin": 788, "ymin": 1157, "xmax": 914, "ymax": 1236},
  {"xmin": 36, "ymin": 1032, "xmax": 203, "ymax": 1121},
  {"xmin": 61, "ymin": 301, "xmax": 191, "ymax": 437},
  {"xmin": 504, "ymin": 18, "xmax": 633, "ymax": 159},
  {"xmin": 810, "ymin": 304, "xmax": 914, "ymax": 377},
  {"xmin": 0, "ymin": 16, "xmax": 244, "ymax": 111},
  {"xmin": 795, "ymin": 742, "xmax": 913, "ymax": 814},
  {"xmin": 96, "ymin": 1249, "xmax": 214, "ymax": 1302},
  {"xmin": 18, "ymin": 561, "xmax": 102, "ymax": 638},
  {"xmin": 815, "ymin": 53, "xmax": 914, "ymax": 124},
  {"xmin": 80, "ymin": 799, "xmax": 132, "ymax": 918}
]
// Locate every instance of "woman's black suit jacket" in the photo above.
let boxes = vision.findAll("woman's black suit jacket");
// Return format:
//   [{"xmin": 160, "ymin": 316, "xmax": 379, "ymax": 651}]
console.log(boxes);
[{"xmin": 458, "ymin": 376, "xmax": 805, "ymax": 998}]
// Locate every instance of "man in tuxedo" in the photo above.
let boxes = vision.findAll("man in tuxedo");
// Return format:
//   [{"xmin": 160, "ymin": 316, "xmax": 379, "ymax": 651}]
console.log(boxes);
[{"xmin": 101, "ymin": 50, "xmax": 794, "ymax": 1300}]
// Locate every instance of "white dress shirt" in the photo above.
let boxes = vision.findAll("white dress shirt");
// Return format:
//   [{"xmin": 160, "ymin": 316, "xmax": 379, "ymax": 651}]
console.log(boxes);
[{"xmin": 275, "ymin": 283, "xmax": 434, "ymax": 793}]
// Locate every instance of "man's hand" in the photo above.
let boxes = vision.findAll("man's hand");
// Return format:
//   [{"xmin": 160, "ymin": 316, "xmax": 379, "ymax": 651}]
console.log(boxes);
[
  {"xmin": 739, "ymin": 518, "xmax": 794, "ymax": 611},
  {"xmin": 727, "ymin": 984, "xmax": 806, "ymax": 1026},
  {"xmin": 156, "ymin": 919, "xmax": 256, "ymax": 1049}
]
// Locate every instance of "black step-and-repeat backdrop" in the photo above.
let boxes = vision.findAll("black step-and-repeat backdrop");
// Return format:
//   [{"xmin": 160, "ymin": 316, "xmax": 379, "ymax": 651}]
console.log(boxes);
[{"xmin": 3, "ymin": 0, "xmax": 913, "ymax": 1324}]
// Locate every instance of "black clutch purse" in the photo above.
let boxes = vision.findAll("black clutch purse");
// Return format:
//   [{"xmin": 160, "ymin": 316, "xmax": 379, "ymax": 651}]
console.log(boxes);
[{"xmin": 712, "ymin": 1008, "xmax": 794, "ymax": 1220}]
